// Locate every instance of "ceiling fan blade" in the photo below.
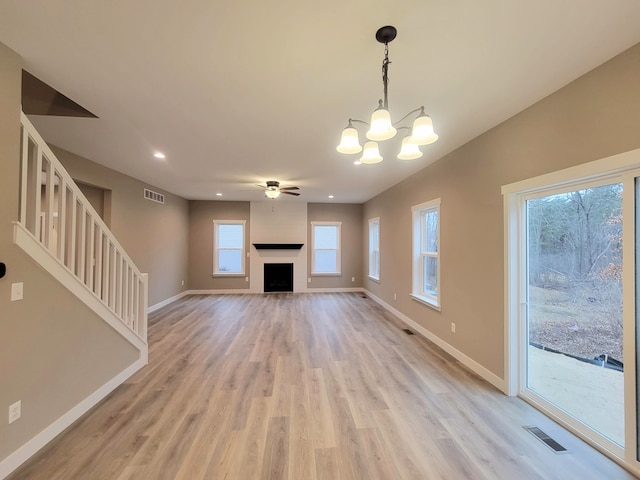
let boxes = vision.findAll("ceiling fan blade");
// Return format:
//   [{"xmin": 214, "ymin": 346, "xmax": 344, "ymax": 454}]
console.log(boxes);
[
  {"xmin": 281, "ymin": 191, "xmax": 300, "ymax": 196},
  {"xmin": 279, "ymin": 186, "xmax": 300, "ymax": 190},
  {"xmin": 255, "ymin": 184, "xmax": 267, "ymax": 189}
]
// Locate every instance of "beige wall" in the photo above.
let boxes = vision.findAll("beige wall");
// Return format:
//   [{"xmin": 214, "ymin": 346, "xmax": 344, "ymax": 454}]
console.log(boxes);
[
  {"xmin": 0, "ymin": 42, "xmax": 140, "ymax": 465},
  {"xmin": 188, "ymin": 201, "xmax": 363, "ymax": 291},
  {"xmin": 308, "ymin": 203, "xmax": 363, "ymax": 289},
  {"xmin": 52, "ymin": 147, "xmax": 190, "ymax": 306},
  {"xmin": 189, "ymin": 200, "xmax": 251, "ymax": 290},
  {"xmin": 76, "ymin": 181, "xmax": 108, "ymax": 225},
  {"xmin": 363, "ymin": 43, "xmax": 640, "ymax": 380}
]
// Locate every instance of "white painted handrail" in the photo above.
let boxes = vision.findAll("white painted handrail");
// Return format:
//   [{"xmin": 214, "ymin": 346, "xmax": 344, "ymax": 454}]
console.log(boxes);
[{"xmin": 18, "ymin": 112, "xmax": 147, "ymax": 341}]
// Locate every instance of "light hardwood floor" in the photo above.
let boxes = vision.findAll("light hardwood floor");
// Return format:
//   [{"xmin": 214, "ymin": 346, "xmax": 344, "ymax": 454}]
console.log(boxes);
[{"xmin": 8, "ymin": 293, "xmax": 637, "ymax": 479}]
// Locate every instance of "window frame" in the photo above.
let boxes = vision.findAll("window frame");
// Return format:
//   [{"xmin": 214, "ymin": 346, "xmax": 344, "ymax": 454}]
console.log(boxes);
[
  {"xmin": 212, "ymin": 219, "xmax": 246, "ymax": 276},
  {"xmin": 311, "ymin": 221, "xmax": 342, "ymax": 276},
  {"xmin": 411, "ymin": 198, "xmax": 441, "ymax": 310},
  {"xmin": 368, "ymin": 217, "xmax": 380, "ymax": 281}
]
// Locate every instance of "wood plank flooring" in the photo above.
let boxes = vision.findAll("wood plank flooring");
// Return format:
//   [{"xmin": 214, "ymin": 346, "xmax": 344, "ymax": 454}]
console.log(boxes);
[{"xmin": 8, "ymin": 293, "xmax": 637, "ymax": 479}]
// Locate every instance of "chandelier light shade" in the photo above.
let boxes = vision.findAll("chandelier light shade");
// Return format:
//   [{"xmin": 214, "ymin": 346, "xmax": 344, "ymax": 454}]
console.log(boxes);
[
  {"xmin": 360, "ymin": 141, "xmax": 383, "ymax": 164},
  {"xmin": 397, "ymin": 136, "xmax": 423, "ymax": 160},
  {"xmin": 410, "ymin": 111, "xmax": 439, "ymax": 145},
  {"xmin": 337, "ymin": 120, "xmax": 363, "ymax": 154},
  {"xmin": 366, "ymin": 104, "xmax": 397, "ymax": 141},
  {"xmin": 336, "ymin": 25, "xmax": 438, "ymax": 163}
]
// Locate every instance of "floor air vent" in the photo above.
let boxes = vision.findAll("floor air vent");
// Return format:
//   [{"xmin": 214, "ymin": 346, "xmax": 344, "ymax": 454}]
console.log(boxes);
[
  {"xmin": 402, "ymin": 328, "xmax": 415, "ymax": 335},
  {"xmin": 144, "ymin": 188, "xmax": 165, "ymax": 204},
  {"xmin": 523, "ymin": 426, "xmax": 568, "ymax": 454}
]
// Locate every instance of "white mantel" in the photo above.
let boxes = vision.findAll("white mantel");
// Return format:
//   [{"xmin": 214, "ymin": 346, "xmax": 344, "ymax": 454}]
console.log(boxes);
[{"xmin": 249, "ymin": 202, "xmax": 307, "ymax": 293}]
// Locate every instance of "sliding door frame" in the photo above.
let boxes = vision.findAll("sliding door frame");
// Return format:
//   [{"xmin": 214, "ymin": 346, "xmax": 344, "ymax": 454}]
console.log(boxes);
[{"xmin": 502, "ymin": 148, "xmax": 640, "ymax": 475}]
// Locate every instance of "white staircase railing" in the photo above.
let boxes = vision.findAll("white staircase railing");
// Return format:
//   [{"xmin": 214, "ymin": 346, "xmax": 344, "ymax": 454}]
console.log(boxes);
[{"xmin": 15, "ymin": 112, "xmax": 147, "ymax": 343}]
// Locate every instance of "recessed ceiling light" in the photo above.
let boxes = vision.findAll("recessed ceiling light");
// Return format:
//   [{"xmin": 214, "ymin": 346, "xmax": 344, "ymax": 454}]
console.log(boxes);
[
  {"xmin": 153, "ymin": 152, "xmax": 166, "ymax": 159},
  {"xmin": 328, "ymin": 195, "xmax": 334, "ymax": 199},
  {"xmin": 216, "ymin": 193, "xmax": 223, "ymax": 196}
]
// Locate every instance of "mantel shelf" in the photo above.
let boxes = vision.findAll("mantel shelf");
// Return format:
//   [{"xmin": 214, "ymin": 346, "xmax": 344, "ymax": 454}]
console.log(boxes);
[{"xmin": 252, "ymin": 243, "xmax": 304, "ymax": 250}]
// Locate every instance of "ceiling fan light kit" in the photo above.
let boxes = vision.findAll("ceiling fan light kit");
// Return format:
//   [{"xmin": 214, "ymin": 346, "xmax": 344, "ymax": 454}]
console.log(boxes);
[
  {"xmin": 265, "ymin": 188, "xmax": 280, "ymax": 199},
  {"xmin": 260, "ymin": 180, "xmax": 300, "ymax": 199},
  {"xmin": 337, "ymin": 25, "xmax": 438, "ymax": 164}
]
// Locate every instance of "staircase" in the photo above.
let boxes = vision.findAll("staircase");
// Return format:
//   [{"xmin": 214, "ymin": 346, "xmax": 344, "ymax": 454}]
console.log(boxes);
[{"xmin": 13, "ymin": 112, "xmax": 148, "ymax": 355}]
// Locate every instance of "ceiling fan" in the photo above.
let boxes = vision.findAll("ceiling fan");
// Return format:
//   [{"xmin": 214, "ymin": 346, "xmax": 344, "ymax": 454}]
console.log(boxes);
[{"xmin": 258, "ymin": 180, "xmax": 300, "ymax": 199}]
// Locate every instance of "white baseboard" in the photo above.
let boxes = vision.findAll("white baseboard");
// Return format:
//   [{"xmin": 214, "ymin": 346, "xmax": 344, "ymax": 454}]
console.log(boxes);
[
  {"xmin": 304, "ymin": 287, "xmax": 364, "ymax": 293},
  {"xmin": 147, "ymin": 290, "xmax": 190, "ymax": 313},
  {"xmin": 0, "ymin": 357, "xmax": 146, "ymax": 480},
  {"xmin": 184, "ymin": 288, "xmax": 365, "ymax": 295},
  {"xmin": 363, "ymin": 289, "xmax": 505, "ymax": 392},
  {"xmin": 186, "ymin": 289, "xmax": 252, "ymax": 295}
]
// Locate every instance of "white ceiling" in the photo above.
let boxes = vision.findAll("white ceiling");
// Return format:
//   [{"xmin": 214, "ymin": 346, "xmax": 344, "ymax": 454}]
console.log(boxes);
[{"xmin": 1, "ymin": 1, "xmax": 640, "ymax": 203}]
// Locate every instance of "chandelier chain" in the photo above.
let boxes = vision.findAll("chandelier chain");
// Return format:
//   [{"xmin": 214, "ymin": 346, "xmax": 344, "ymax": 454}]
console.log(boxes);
[{"xmin": 382, "ymin": 42, "xmax": 391, "ymax": 110}]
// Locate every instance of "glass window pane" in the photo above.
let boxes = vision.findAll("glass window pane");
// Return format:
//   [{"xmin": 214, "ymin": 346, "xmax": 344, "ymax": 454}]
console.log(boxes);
[
  {"xmin": 424, "ymin": 211, "xmax": 438, "ymax": 253},
  {"xmin": 526, "ymin": 183, "xmax": 623, "ymax": 446},
  {"xmin": 423, "ymin": 256, "xmax": 438, "ymax": 295},
  {"xmin": 218, "ymin": 224, "xmax": 243, "ymax": 248},
  {"xmin": 218, "ymin": 249, "xmax": 242, "ymax": 272},
  {"xmin": 374, "ymin": 251, "xmax": 380, "ymax": 277},
  {"xmin": 315, "ymin": 225, "xmax": 337, "ymax": 249},
  {"xmin": 370, "ymin": 222, "xmax": 379, "ymax": 249},
  {"xmin": 369, "ymin": 251, "xmax": 379, "ymax": 277},
  {"xmin": 315, "ymin": 250, "xmax": 337, "ymax": 272}
]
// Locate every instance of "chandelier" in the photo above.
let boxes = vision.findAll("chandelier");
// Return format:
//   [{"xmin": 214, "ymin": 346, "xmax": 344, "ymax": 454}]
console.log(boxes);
[{"xmin": 337, "ymin": 26, "xmax": 438, "ymax": 164}]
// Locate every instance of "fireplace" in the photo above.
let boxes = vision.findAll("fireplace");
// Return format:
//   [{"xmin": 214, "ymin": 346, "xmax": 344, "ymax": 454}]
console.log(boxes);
[{"xmin": 264, "ymin": 263, "xmax": 294, "ymax": 292}]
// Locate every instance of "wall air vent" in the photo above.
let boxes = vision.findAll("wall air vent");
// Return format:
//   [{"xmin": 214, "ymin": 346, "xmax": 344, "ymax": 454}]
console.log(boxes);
[{"xmin": 144, "ymin": 188, "xmax": 165, "ymax": 204}]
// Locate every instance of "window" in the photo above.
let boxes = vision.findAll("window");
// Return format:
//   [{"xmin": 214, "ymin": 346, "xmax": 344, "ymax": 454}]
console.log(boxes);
[
  {"xmin": 411, "ymin": 199, "xmax": 440, "ymax": 309},
  {"xmin": 311, "ymin": 221, "xmax": 341, "ymax": 275},
  {"xmin": 368, "ymin": 217, "xmax": 380, "ymax": 280},
  {"xmin": 213, "ymin": 220, "xmax": 245, "ymax": 275}
]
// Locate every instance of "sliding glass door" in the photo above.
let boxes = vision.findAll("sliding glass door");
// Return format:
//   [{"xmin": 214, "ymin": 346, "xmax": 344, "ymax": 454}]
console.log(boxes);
[
  {"xmin": 503, "ymin": 150, "xmax": 640, "ymax": 473},
  {"xmin": 525, "ymin": 182, "xmax": 624, "ymax": 446}
]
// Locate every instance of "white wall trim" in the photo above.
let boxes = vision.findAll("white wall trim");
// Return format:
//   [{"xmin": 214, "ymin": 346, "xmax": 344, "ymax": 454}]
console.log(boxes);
[
  {"xmin": 186, "ymin": 289, "xmax": 253, "ymax": 295},
  {"xmin": 305, "ymin": 287, "xmax": 364, "ymax": 293},
  {"xmin": 0, "ymin": 357, "xmax": 146, "ymax": 480},
  {"xmin": 183, "ymin": 288, "xmax": 365, "ymax": 296},
  {"xmin": 364, "ymin": 289, "xmax": 506, "ymax": 393},
  {"xmin": 148, "ymin": 291, "xmax": 190, "ymax": 313}
]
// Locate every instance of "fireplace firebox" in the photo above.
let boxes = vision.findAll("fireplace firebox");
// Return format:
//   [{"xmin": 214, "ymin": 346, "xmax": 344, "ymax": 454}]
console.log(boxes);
[{"xmin": 264, "ymin": 263, "xmax": 294, "ymax": 293}]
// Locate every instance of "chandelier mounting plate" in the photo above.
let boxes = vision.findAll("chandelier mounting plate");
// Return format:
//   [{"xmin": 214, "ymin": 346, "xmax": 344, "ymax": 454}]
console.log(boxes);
[{"xmin": 375, "ymin": 25, "xmax": 397, "ymax": 44}]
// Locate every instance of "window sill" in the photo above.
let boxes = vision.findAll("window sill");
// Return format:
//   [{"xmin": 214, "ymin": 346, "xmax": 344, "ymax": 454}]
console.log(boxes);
[
  {"xmin": 410, "ymin": 293, "xmax": 441, "ymax": 312},
  {"xmin": 311, "ymin": 272, "xmax": 341, "ymax": 277},
  {"xmin": 368, "ymin": 275, "xmax": 380, "ymax": 283},
  {"xmin": 212, "ymin": 272, "xmax": 245, "ymax": 277}
]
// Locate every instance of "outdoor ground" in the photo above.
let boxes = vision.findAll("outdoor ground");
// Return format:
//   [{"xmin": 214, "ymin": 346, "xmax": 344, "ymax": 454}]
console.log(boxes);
[
  {"xmin": 528, "ymin": 285, "xmax": 623, "ymax": 361},
  {"xmin": 528, "ymin": 347, "xmax": 624, "ymax": 446},
  {"xmin": 526, "ymin": 284, "xmax": 624, "ymax": 446}
]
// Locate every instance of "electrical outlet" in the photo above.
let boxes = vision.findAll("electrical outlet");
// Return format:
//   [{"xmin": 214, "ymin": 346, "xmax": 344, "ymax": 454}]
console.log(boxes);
[
  {"xmin": 394, "ymin": 293, "xmax": 397, "ymax": 300},
  {"xmin": 181, "ymin": 280, "xmax": 184, "ymax": 286},
  {"xmin": 351, "ymin": 277, "xmax": 355, "ymax": 282},
  {"xmin": 8, "ymin": 401, "xmax": 21, "ymax": 424},
  {"xmin": 451, "ymin": 323, "xmax": 456, "ymax": 333},
  {"xmin": 245, "ymin": 276, "xmax": 249, "ymax": 282},
  {"xmin": 308, "ymin": 277, "xmax": 311, "ymax": 283},
  {"xmin": 11, "ymin": 282, "xmax": 23, "ymax": 301}
]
